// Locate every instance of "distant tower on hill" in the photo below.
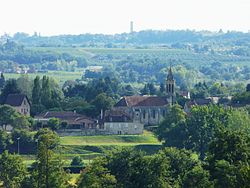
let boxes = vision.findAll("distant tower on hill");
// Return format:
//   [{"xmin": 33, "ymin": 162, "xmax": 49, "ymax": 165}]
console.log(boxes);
[{"xmin": 130, "ymin": 21, "xmax": 134, "ymax": 33}]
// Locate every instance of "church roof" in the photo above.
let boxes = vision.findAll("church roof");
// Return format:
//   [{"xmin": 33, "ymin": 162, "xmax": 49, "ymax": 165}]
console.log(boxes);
[{"xmin": 115, "ymin": 96, "xmax": 168, "ymax": 107}]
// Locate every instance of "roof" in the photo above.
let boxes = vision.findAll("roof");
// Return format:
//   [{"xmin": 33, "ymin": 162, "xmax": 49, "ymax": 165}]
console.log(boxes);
[
  {"xmin": 185, "ymin": 98, "xmax": 213, "ymax": 108},
  {"xmin": 115, "ymin": 96, "xmax": 168, "ymax": 107},
  {"xmin": 104, "ymin": 110, "xmax": 132, "ymax": 122},
  {"xmin": 5, "ymin": 94, "xmax": 30, "ymax": 107},
  {"xmin": 35, "ymin": 111, "xmax": 95, "ymax": 123},
  {"xmin": 195, "ymin": 98, "xmax": 213, "ymax": 106}
]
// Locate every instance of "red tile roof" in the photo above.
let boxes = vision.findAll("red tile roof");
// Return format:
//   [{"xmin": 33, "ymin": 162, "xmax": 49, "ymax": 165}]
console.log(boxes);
[{"xmin": 115, "ymin": 96, "xmax": 168, "ymax": 107}]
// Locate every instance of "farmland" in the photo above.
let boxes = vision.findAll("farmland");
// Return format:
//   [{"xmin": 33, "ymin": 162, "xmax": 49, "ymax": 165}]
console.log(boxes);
[{"xmin": 21, "ymin": 131, "xmax": 162, "ymax": 168}]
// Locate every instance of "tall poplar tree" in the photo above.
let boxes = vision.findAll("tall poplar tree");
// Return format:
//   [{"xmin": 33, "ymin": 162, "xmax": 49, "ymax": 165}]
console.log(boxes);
[{"xmin": 32, "ymin": 76, "xmax": 41, "ymax": 105}]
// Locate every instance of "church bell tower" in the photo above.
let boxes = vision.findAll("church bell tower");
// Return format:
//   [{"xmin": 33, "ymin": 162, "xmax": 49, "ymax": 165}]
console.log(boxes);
[{"xmin": 166, "ymin": 66, "xmax": 175, "ymax": 105}]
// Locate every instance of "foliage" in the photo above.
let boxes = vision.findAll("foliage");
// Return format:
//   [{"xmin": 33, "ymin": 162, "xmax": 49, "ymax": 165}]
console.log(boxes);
[
  {"xmin": 0, "ymin": 105, "xmax": 20, "ymax": 129},
  {"xmin": 157, "ymin": 104, "xmax": 188, "ymax": 148},
  {"xmin": 0, "ymin": 151, "xmax": 27, "ymax": 188},
  {"xmin": 77, "ymin": 157, "xmax": 117, "ymax": 188},
  {"xmin": 0, "ymin": 129, "xmax": 12, "ymax": 152},
  {"xmin": 0, "ymin": 79, "xmax": 21, "ymax": 104},
  {"xmin": 34, "ymin": 128, "xmax": 69, "ymax": 188},
  {"xmin": 206, "ymin": 129, "xmax": 250, "ymax": 188},
  {"xmin": 47, "ymin": 118, "xmax": 61, "ymax": 131},
  {"xmin": 71, "ymin": 156, "xmax": 84, "ymax": 167}
]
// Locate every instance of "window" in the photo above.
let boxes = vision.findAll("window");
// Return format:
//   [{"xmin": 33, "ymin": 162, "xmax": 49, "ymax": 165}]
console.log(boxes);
[
  {"xmin": 153, "ymin": 110, "xmax": 156, "ymax": 119},
  {"xmin": 162, "ymin": 110, "xmax": 166, "ymax": 117},
  {"xmin": 143, "ymin": 110, "xmax": 146, "ymax": 119}
]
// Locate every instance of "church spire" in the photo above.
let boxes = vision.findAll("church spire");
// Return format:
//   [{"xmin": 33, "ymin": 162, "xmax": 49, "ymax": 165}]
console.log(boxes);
[
  {"xmin": 166, "ymin": 65, "xmax": 175, "ymax": 105},
  {"xmin": 167, "ymin": 65, "xmax": 174, "ymax": 81}
]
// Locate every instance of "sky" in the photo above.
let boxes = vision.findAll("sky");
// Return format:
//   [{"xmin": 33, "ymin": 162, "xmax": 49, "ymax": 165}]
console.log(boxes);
[{"xmin": 0, "ymin": 0, "xmax": 250, "ymax": 36}]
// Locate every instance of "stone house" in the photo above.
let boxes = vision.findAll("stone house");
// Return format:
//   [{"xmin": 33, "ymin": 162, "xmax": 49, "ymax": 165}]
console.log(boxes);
[
  {"xmin": 103, "ymin": 110, "xmax": 144, "ymax": 135},
  {"xmin": 5, "ymin": 94, "xmax": 31, "ymax": 116}
]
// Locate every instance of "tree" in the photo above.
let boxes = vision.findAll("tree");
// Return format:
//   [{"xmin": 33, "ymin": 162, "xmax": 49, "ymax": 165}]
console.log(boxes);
[
  {"xmin": 159, "ymin": 147, "xmax": 202, "ymax": 187},
  {"xmin": 77, "ymin": 157, "xmax": 117, "ymax": 188},
  {"xmin": 157, "ymin": 104, "xmax": 187, "ymax": 148},
  {"xmin": 71, "ymin": 156, "xmax": 84, "ymax": 167},
  {"xmin": 107, "ymin": 148, "xmax": 171, "ymax": 188},
  {"xmin": 0, "ymin": 79, "xmax": 21, "ymax": 104},
  {"xmin": 16, "ymin": 75, "xmax": 33, "ymax": 99},
  {"xmin": 32, "ymin": 76, "xmax": 41, "ymax": 105},
  {"xmin": 0, "ymin": 151, "xmax": 27, "ymax": 188},
  {"xmin": 182, "ymin": 166, "xmax": 213, "ymax": 188},
  {"xmin": 0, "ymin": 129, "xmax": 12, "ymax": 152},
  {"xmin": 187, "ymin": 105, "xmax": 229, "ymax": 160},
  {"xmin": 207, "ymin": 129, "xmax": 250, "ymax": 188},
  {"xmin": 35, "ymin": 128, "xmax": 69, "ymax": 188},
  {"xmin": 247, "ymin": 83, "xmax": 250, "ymax": 92},
  {"xmin": 0, "ymin": 72, "xmax": 5, "ymax": 88},
  {"xmin": 41, "ymin": 76, "xmax": 52, "ymax": 108},
  {"xmin": 47, "ymin": 118, "xmax": 61, "ymax": 131},
  {"xmin": 0, "ymin": 105, "xmax": 20, "ymax": 130},
  {"xmin": 91, "ymin": 93, "xmax": 115, "ymax": 114}
]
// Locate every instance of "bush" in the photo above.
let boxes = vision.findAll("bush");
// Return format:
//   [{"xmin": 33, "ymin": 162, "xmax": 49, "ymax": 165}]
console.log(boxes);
[{"xmin": 71, "ymin": 156, "xmax": 84, "ymax": 167}]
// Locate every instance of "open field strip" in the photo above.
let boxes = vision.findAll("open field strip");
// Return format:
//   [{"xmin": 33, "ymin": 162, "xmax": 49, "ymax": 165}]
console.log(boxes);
[{"xmin": 60, "ymin": 133, "xmax": 161, "ymax": 146}]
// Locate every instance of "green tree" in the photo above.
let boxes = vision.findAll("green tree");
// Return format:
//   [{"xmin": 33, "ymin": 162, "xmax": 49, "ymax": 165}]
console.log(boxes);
[
  {"xmin": 0, "ymin": 151, "xmax": 27, "ymax": 188},
  {"xmin": 41, "ymin": 76, "xmax": 52, "ymax": 108},
  {"xmin": 32, "ymin": 76, "xmax": 41, "ymax": 105},
  {"xmin": 0, "ymin": 129, "xmax": 12, "ymax": 152},
  {"xmin": 16, "ymin": 75, "xmax": 33, "ymax": 99},
  {"xmin": 71, "ymin": 156, "xmax": 84, "ymax": 166},
  {"xmin": 77, "ymin": 157, "xmax": 117, "ymax": 188},
  {"xmin": 0, "ymin": 72, "xmax": 5, "ymax": 88},
  {"xmin": 35, "ymin": 128, "xmax": 68, "ymax": 188},
  {"xmin": 207, "ymin": 129, "xmax": 250, "ymax": 188},
  {"xmin": 187, "ymin": 105, "xmax": 229, "ymax": 159},
  {"xmin": 91, "ymin": 93, "xmax": 114, "ymax": 114},
  {"xmin": 0, "ymin": 105, "xmax": 19, "ymax": 130},
  {"xmin": 159, "ymin": 147, "xmax": 201, "ymax": 187},
  {"xmin": 47, "ymin": 118, "xmax": 61, "ymax": 131},
  {"xmin": 0, "ymin": 79, "xmax": 21, "ymax": 104},
  {"xmin": 157, "ymin": 104, "xmax": 187, "ymax": 148},
  {"xmin": 182, "ymin": 166, "xmax": 214, "ymax": 188}
]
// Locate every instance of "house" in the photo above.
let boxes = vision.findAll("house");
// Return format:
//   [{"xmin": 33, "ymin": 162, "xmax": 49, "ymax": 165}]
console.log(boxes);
[
  {"xmin": 103, "ymin": 110, "xmax": 144, "ymax": 135},
  {"xmin": 5, "ymin": 94, "xmax": 31, "ymax": 116},
  {"xmin": 184, "ymin": 98, "xmax": 213, "ymax": 114},
  {"xmin": 34, "ymin": 111, "xmax": 98, "ymax": 130},
  {"xmin": 179, "ymin": 91, "xmax": 191, "ymax": 99}
]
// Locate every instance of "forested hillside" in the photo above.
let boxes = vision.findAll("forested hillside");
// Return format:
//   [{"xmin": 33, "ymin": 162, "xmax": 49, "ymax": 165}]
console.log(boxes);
[{"xmin": 1, "ymin": 30, "xmax": 250, "ymax": 94}]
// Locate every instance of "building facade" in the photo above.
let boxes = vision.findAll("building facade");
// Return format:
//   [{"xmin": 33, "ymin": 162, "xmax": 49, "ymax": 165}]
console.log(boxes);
[
  {"xmin": 104, "ymin": 110, "xmax": 143, "ymax": 135},
  {"xmin": 110, "ymin": 66, "xmax": 175, "ymax": 126},
  {"xmin": 5, "ymin": 94, "xmax": 31, "ymax": 116}
]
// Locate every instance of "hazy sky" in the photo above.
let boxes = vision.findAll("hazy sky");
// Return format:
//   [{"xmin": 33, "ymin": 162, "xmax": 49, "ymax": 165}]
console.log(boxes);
[{"xmin": 0, "ymin": 0, "xmax": 250, "ymax": 36}]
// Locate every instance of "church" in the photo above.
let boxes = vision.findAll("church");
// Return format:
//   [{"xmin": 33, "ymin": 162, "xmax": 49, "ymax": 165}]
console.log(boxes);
[{"xmin": 107, "ymin": 67, "xmax": 175, "ymax": 126}]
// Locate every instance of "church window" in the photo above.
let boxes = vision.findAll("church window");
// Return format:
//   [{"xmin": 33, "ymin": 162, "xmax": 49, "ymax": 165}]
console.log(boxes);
[{"xmin": 143, "ymin": 110, "xmax": 146, "ymax": 119}]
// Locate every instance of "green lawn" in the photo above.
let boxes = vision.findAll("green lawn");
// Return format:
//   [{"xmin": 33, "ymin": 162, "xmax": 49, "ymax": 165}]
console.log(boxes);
[{"xmin": 60, "ymin": 132, "xmax": 161, "ymax": 146}]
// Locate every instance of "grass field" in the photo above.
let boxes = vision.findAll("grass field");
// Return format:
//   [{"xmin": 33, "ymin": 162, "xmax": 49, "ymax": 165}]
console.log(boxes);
[
  {"xmin": 20, "ymin": 131, "xmax": 162, "ymax": 169},
  {"xmin": 60, "ymin": 131, "xmax": 161, "ymax": 146}
]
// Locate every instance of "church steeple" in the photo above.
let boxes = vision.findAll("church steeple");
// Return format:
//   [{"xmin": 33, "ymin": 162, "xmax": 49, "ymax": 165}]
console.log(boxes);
[{"xmin": 166, "ymin": 65, "xmax": 175, "ymax": 105}]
